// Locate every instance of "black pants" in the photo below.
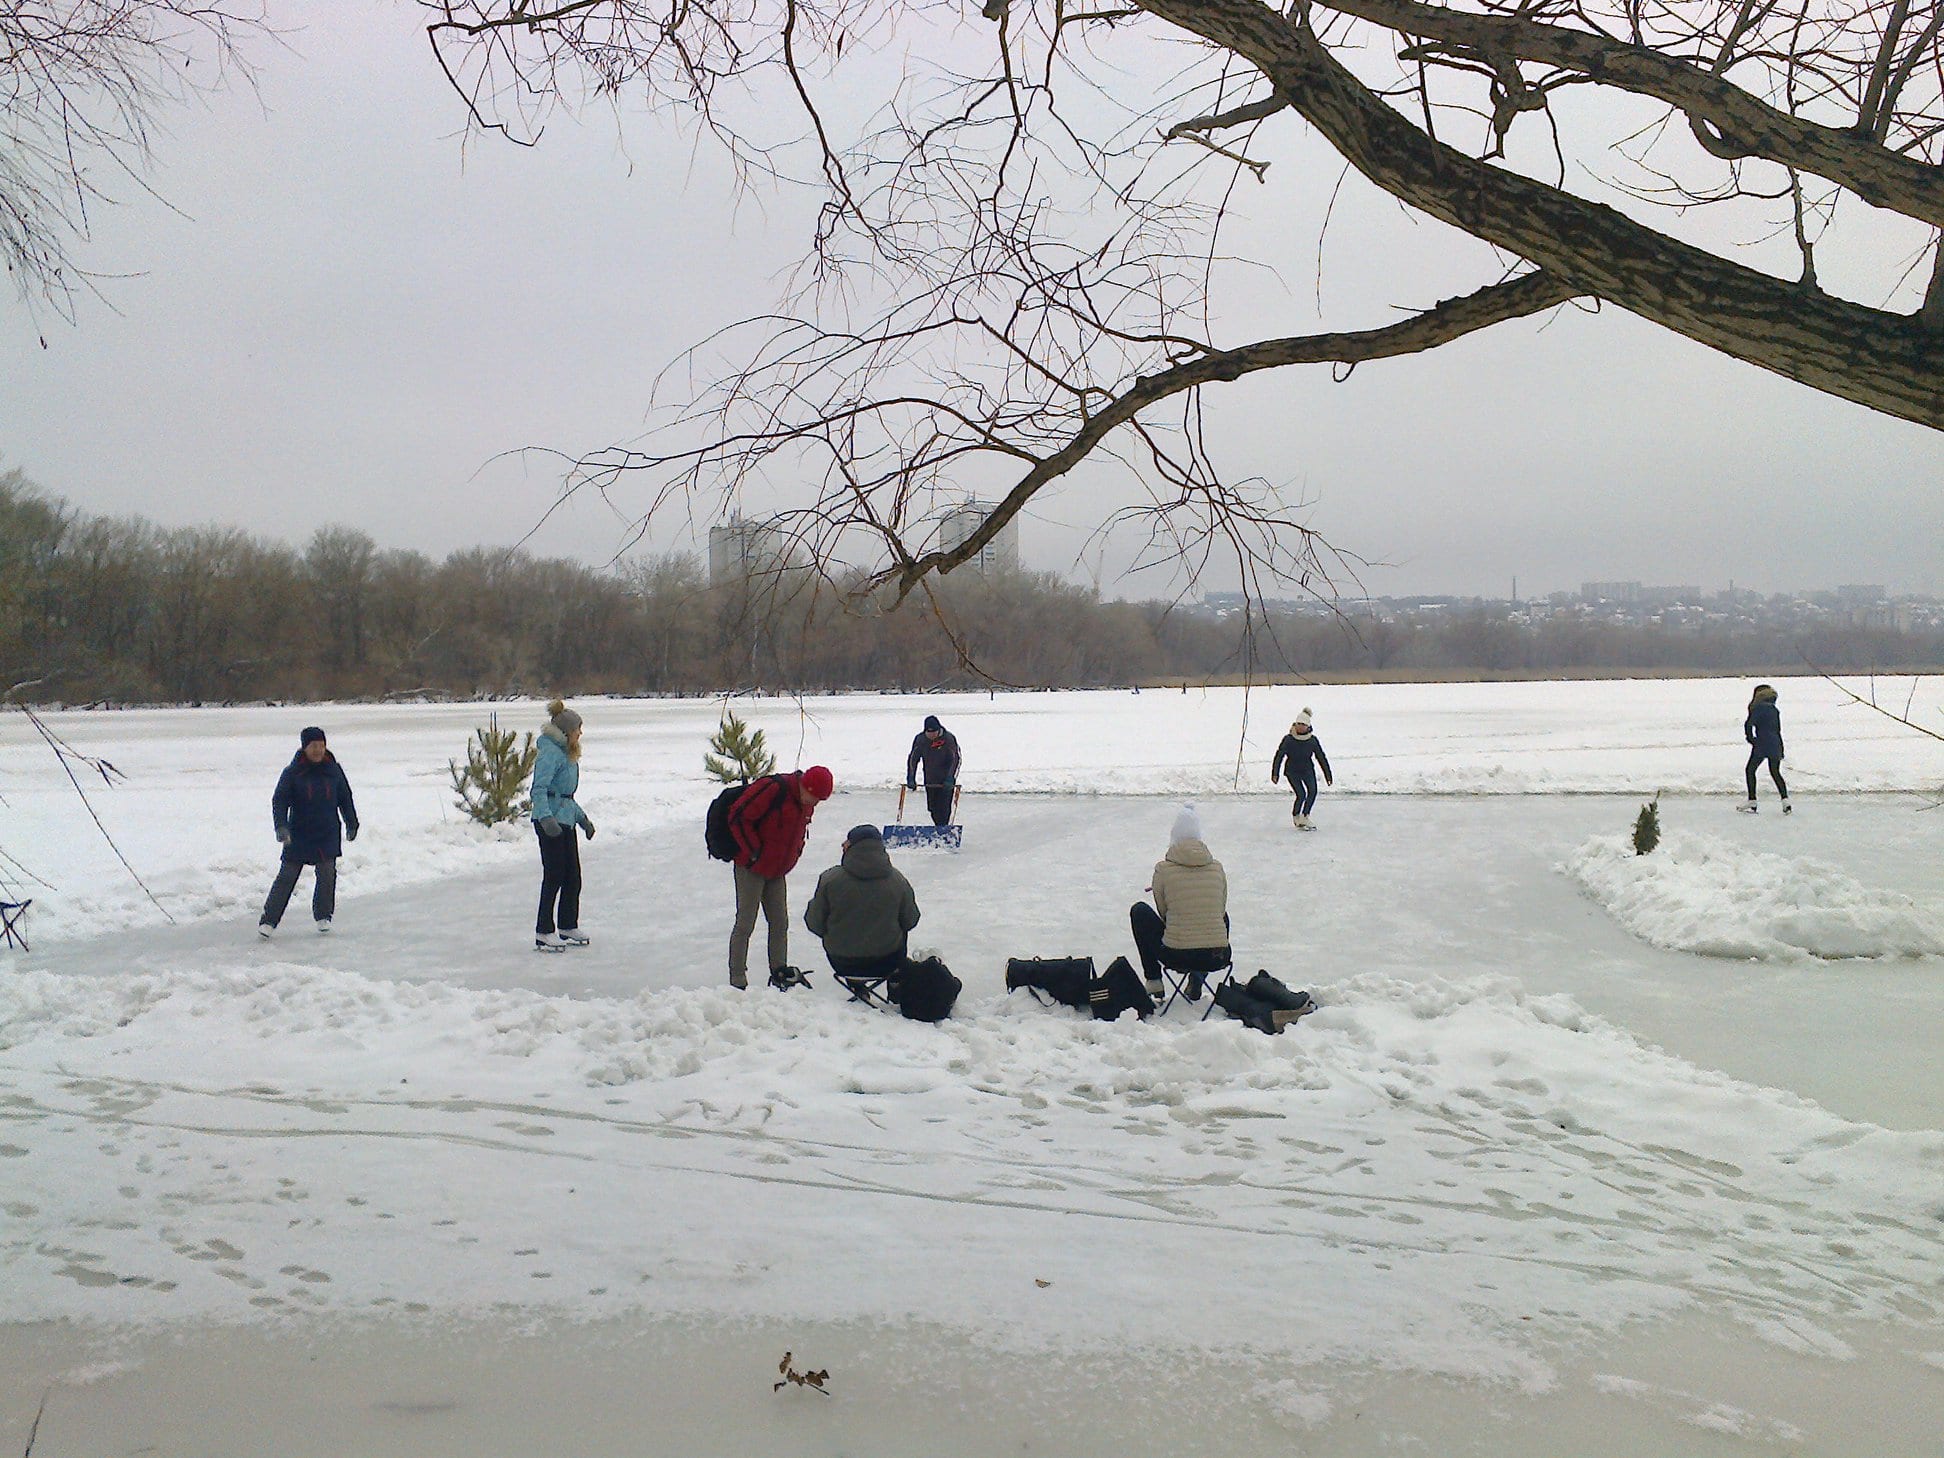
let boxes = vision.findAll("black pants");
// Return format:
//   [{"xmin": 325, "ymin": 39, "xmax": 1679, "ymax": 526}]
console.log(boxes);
[
  {"xmin": 1745, "ymin": 748, "xmax": 1788, "ymax": 801},
  {"xmin": 536, "ymin": 823, "xmax": 582, "ymax": 934},
  {"xmin": 1289, "ymin": 768, "xmax": 1319, "ymax": 816},
  {"xmin": 1128, "ymin": 901, "xmax": 1229, "ymax": 985},
  {"xmin": 262, "ymin": 855, "xmax": 336, "ymax": 927},
  {"xmin": 925, "ymin": 783, "xmax": 955, "ymax": 826}
]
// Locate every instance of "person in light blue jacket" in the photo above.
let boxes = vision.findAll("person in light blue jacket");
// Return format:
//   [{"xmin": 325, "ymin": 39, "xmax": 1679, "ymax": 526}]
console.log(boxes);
[{"xmin": 530, "ymin": 698, "xmax": 595, "ymax": 949}]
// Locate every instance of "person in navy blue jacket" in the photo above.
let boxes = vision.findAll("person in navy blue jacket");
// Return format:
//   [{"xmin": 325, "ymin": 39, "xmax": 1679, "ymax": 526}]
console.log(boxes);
[
  {"xmin": 258, "ymin": 726, "xmax": 359, "ymax": 937},
  {"xmin": 1741, "ymin": 684, "xmax": 1790, "ymax": 813},
  {"xmin": 905, "ymin": 715, "xmax": 962, "ymax": 826},
  {"xmin": 1271, "ymin": 709, "xmax": 1333, "ymax": 829}
]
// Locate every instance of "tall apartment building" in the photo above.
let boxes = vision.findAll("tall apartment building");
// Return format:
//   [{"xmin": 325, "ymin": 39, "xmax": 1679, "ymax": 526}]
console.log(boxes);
[{"xmin": 938, "ymin": 500, "xmax": 1021, "ymax": 575}]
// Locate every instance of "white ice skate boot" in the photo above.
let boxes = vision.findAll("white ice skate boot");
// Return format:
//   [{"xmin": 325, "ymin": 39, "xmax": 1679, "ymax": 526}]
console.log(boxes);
[
  {"xmin": 534, "ymin": 933, "xmax": 567, "ymax": 954},
  {"xmin": 257, "ymin": 922, "xmax": 274, "ymax": 940},
  {"xmin": 1781, "ymin": 800, "xmax": 1792, "ymax": 815},
  {"xmin": 556, "ymin": 928, "xmax": 590, "ymax": 947},
  {"xmin": 316, "ymin": 919, "xmax": 333, "ymax": 935},
  {"xmin": 1737, "ymin": 801, "xmax": 1758, "ymax": 814}
]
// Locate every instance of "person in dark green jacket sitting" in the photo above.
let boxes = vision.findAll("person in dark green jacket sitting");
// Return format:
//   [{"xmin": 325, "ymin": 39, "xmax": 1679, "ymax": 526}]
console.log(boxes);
[{"xmin": 805, "ymin": 824, "xmax": 921, "ymax": 990}]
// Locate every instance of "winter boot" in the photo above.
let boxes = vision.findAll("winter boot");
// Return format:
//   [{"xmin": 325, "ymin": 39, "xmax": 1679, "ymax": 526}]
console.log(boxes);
[
  {"xmin": 1246, "ymin": 972, "xmax": 1316, "ymax": 1029},
  {"xmin": 556, "ymin": 928, "xmax": 590, "ymax": 947},
  {"xmin": 1211, "ymin": 978, "xmax": 1281, "ymax": 1035},
  {"xmin": 729, "ymin": 970, "xmax": 749, "ymax": 990}
]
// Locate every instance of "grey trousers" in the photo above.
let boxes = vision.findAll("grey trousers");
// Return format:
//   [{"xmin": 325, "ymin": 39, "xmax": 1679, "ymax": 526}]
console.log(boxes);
[
  {"xmin": 262, "ymin": 855, "xmax": 337, "ymax": 927},
  {"xmin": 729, "ymin": 863, "xmax": 789, "ymax": 977}
]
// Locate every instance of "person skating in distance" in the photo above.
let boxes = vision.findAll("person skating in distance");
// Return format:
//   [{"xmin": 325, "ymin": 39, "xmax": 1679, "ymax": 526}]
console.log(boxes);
[
  {"xmin": 530, "ymin": 699, "xmax": 596, "ymax": 951},
  {"xmin": 905, "ymin": 714, "xmax": 962, "ymax": 826},
  {"xmin": 258, "ymin": 726, "xmax": 359, "ymax": 938},
  {"xmin": 1271, "ymin": 709, "xmax": 1334, "ymax": 830},
  {"xmin": 1741, "ymin": 683, "xmax": 1791, "ymax": 814}
]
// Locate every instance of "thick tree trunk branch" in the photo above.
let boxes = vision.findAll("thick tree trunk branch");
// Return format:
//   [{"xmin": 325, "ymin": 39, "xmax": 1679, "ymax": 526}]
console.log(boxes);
[
  {"xmin": 1307, "ymin": 0, "xmax": 1944, "ymax": 228},
  {"xmin": 1142, "ymin": 0, "xmax": 1944, "ymax": 431},
  {"xmin": 895, "ymin": 271, "xmax": 1581, "ymax": 589}
]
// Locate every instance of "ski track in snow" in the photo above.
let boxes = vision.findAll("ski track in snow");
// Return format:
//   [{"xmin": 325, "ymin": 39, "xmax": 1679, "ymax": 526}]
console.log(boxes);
[{"xmin": 3, "ymin": 959, "xmax": 1941, "ymax": 1389}]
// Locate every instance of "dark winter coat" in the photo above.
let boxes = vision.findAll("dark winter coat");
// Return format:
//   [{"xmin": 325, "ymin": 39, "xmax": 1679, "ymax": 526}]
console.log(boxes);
[
  {"xmin": 804, "ymin": 837, "xmax": 921, "ymax": 961},
  {"xmin": 1745, "ymin": 692, "xmax": 1784, "ymax": 757},
  {"xmin": 727, "ymin": 771, "xmax": 820, "ymax": 880},
  {"xmin": 1272, "ymin": 732, "xmax": 1332, "ymax": 786},
  {"xmin": 272, "ymin": 752, "xmax": 358, "ymax": 864},
  {"xmin": 906, "ymin": 728, "xmax": 962, "ymax": 788}
]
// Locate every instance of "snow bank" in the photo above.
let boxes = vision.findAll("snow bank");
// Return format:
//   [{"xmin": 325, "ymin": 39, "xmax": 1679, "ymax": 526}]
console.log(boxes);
[
  {"xmin": 1564, "ymin": 829, "xmax": 1944, "ymax": 960},
  {"xmin": 2, "ymin": 960, "xmax": 1939, "ymax": 1385}
]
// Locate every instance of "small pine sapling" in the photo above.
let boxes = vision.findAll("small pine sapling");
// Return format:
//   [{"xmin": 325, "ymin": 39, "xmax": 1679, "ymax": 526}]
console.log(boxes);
[
  {"xmin": 1631, "ymin": 793, "xmax": 1662, "ymax": 856},
  {"xmin": 705, "ymin": 710, "xmax": 775, "ymax": 784},
  {"xmin": 449, "ymin": 714, "xmax": 539, "ymax": 827}
]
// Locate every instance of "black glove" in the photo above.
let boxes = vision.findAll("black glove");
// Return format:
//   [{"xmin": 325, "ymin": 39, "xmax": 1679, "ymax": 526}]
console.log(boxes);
[
  {"xmin": 276, "ymin": 827, "xmax": 291, "ymax": 845},
  {"xmin": 906, "ymin": 781, "xmax": 917, "ymax": 792},
  {"xmin": 539, "ymin": 816, "xmax": 563, "ymax": 838},
  {"xmin": 346, "ymin": 823, "xmax": 359, "ymax": 843},
  {"xmin": 579, "ymin": 816, "xmax": 595, "ymax": 840}
]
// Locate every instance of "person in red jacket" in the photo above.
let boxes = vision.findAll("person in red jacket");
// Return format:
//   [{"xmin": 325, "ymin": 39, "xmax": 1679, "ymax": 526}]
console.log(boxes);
[{"xmin": 724, "ymin": 765, "xmax": 834, "ymax": 989}]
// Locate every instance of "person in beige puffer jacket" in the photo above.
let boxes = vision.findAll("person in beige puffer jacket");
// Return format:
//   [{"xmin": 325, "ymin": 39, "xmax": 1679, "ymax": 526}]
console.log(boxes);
[{"xmin": 1128, "ymin": 805, "xmax": 1231, "ymax": 1001}]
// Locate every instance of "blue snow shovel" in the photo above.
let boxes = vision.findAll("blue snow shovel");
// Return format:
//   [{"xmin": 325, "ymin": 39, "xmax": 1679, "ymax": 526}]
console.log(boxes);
[{"xmin": 882, "ymin": 785, "xmax": 963, "ymax": 850}]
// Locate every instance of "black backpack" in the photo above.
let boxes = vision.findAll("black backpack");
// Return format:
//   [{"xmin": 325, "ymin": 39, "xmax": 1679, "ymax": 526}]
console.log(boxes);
[
  {"xmin": 704, "ymin": 780, "xmax": 754, "ymax": 861},
  {"xmin": 1087, "ymin": 956, "xmax": 1154, "ymax": 1021},
  {"xmin": 890, "ymin": 955, "xmax": 961, "ymax": 1022}
]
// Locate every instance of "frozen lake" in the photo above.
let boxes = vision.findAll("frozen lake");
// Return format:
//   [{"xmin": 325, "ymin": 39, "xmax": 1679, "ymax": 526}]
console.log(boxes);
[{"xmin": 2, "ymin": 679, "xmax": 1941, "ymax": 1454}]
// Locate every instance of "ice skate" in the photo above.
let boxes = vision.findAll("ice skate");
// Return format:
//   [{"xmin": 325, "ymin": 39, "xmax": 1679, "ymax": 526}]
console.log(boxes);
[
  {"xmin": 1782, "ymin": 800, "xmax": 1793, "ymax": 815},
  {"xmin": 1737, "ymin": 802, "xmax": 1758, "ymax": 814},
  {"xmin": 556, "ymin": 928, "xmax": 590, "ymax": 947},
  {"xmin": 534, "ymin": 933, "xmax": 566, "ymax": 954},
  {"xmin": 256, "ymin": 922, "xmax": 274, "ymax": 940},
  {"xmin": 316, "ymin": 919, "xmax": 332, "ymax": 935}
]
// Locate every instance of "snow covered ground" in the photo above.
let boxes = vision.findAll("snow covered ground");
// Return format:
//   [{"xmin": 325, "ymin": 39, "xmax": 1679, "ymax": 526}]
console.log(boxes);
[{"xmin": 2, "ymin": 677, "xmax": 1942, "ymax": 1456}]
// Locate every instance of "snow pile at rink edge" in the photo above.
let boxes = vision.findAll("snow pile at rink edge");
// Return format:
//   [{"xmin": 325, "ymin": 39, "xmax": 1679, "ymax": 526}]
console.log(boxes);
[{"xmin": 1563, "ymin": 830, "xmax": 1944, "ymax": 960}]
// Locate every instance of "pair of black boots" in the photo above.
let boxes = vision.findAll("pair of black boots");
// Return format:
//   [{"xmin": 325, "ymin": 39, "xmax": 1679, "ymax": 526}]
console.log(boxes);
[{"xmin": 1211, "ymin": 971, "xmax": 1316, "ymax": 1035}]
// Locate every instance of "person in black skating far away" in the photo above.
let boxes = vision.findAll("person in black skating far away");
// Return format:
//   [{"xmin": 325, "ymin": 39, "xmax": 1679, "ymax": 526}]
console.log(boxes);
[
  {"xmin": 1741, "ymin": 683, "xmax": 1791, "ymax": 814},
  {"xmin": 1271, "ymin": 709, "xmax": 1333, "ymax": 829},
  {"xmin": 906, "ymin": 715, "xmax": 962, "ymax": 826},
  {"xmin": 259, "ymin": 726, "xmax": 358, "ymax": 938}
]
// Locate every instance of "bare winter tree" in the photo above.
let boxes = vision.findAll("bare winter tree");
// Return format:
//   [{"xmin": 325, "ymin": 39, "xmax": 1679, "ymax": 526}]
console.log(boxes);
[
  {"xmin": 420, "ymin": 0, "xmax": 1944, "ymax": 603},
  {"xmin": 1, "ymin": 1, "xmax": 267, "ymax": 326}
]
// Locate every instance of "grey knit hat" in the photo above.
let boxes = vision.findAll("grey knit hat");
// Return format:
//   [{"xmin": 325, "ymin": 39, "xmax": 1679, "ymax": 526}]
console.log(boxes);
[{"xmin": 548, "ymin": 697, "xmax": 583, "ymax": 735}]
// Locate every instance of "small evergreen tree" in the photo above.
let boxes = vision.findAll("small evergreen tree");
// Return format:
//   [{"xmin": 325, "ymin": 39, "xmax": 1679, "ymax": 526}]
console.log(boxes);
[
  {"xmin": 1631, "ymin": 794, "xmax": 1662, "ymax": 856},
  {"xmin": 449, "ymin": 714, "xmax": 539, "ymax": 826},
  {"xmin": 705, "ymin": 710, "xmax": 774, "ymax": 784}
]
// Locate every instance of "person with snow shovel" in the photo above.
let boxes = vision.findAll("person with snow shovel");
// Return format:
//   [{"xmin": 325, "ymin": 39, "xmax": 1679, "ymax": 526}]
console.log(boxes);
[{"xmin": 904, "ymin": 715, "xmax": 962, "ymax": 827}]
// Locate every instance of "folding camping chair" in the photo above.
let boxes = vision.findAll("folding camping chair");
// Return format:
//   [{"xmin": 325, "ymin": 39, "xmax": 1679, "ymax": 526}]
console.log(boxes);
[
  {"xmin": 1153, "ymin": 951, "xmax": 1232, "ymax": 1017},
  {"xmin": 0, "ymin": 899, "xmax": 31, "ymax": 953},
  {"xmin": 837, "ymin": 970, "xmax": 895, "ymax": 1009}
]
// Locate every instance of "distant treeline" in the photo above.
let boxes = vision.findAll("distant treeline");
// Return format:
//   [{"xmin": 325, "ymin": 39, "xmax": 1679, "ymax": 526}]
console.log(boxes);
[{"xmin": 3, "ymin": 472, "xmax": 1939, "ymax": 704}]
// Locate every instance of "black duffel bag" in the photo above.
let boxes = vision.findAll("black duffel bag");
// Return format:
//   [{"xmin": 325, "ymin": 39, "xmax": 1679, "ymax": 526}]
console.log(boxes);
[{"xmin": 1005, "ymin": 956, "xmax": 1094, "ymax": 1009}]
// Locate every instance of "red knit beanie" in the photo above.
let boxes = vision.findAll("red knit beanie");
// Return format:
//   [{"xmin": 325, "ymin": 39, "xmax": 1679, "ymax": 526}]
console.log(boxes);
[{"xmin": 801, "ymin": 765, "xmax": 834, "ymax": 800}]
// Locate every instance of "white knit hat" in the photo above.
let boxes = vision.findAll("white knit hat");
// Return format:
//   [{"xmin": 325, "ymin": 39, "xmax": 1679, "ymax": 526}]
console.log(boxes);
[
  {"xmin": 1170, "ymin": 804, "xmax": 1203, "ymax": 845},
  {"xmin": 1293, "ymin": 707, "xmax": 1313, "ymax": 729}
]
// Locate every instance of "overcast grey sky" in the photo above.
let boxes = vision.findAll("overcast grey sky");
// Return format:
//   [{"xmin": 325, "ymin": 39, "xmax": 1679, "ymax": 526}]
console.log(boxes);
[{"xmin": 4, "ymin": 1, "xmax": 1941, "ymax": 599}]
